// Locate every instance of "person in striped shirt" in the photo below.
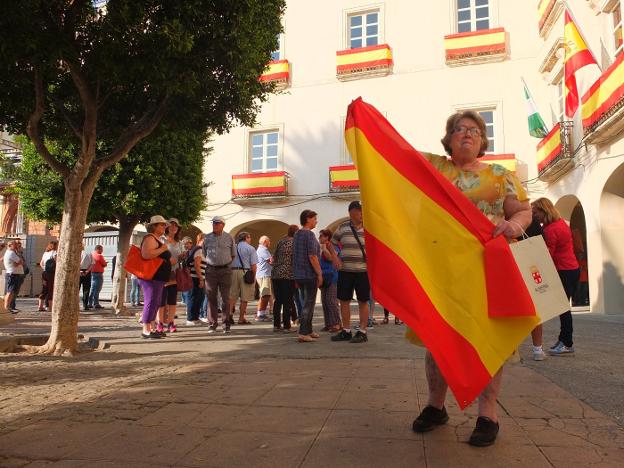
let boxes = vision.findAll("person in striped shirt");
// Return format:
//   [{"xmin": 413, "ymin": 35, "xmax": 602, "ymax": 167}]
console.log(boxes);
[
  {"xmin": 186, "ymin": 233, "xmax": 207, "ymax": 325},
  {"xmin": 330, "ymin": 200, "xmax": 369, "ymax": 344}
]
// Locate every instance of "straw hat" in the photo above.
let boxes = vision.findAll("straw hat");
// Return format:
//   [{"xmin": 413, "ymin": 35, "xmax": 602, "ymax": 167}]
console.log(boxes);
[{"xmin": 148, "ymin": 215, "xmax": 169, "ymax": 225}]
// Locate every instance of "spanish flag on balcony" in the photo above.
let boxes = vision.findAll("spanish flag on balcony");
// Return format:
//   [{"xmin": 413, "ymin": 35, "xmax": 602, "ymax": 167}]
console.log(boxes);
[
  {"xmin": 336, "ymin": 44, "xmax": 393, "ymax": 75},
  {"xmin": 259, "ymin": 60, "xmax": 290, "ymax": 83},
  {"xmin": 345, "ymin": 98, "xmax": 538, "ymax": 408},
  {"xmin": 581, "ymin": 53, "xmax": 624, "ymax": 130},
  {"xmin": 536, "ymin": 123, "xmax": 562, "ymax": 172},
  {"xmin": 231, "ymin": 171, "xmax": 287, "ymax": 197},
  {"xmin": 329, "ymin": 165, "xmax": 359, "ymax": 191}
]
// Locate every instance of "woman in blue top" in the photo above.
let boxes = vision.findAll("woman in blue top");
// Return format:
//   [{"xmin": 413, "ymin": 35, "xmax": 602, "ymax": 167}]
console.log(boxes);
[{"xmin": 319, "ymin": 229, "xmax": 341, "ymax": 332}]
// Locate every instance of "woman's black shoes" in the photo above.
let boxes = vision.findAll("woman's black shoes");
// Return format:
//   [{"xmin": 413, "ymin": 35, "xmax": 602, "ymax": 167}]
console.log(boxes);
[
  {"xmin": 141, "ymin": 332, "xmax": 163, "ymax": 339},
  {"xmin": 413, "ymin": 408, "xmax": 499, "ymax": 446},
  {"xmin": 412, "ymin": 406, "xmax": 449, "ymax": 432},
  {"xmin": 468, "ymin": 416, "xmax": 499, "ymax": 447}
]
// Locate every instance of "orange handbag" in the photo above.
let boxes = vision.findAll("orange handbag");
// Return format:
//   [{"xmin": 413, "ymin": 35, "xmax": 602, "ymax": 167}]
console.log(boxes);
[{"xmin": 124, "ymin": 244, "xmax": 164, "ymax": 280}]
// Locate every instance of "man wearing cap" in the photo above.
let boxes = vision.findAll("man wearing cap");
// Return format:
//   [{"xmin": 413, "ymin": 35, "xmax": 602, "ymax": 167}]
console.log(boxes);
[
  {"xmin": 331, "ymin": 200, "xmax": 370, "ymax": 343},
  {"xmin": 202, "ymin": 216, "xmax": 236, "ymax": 333}
]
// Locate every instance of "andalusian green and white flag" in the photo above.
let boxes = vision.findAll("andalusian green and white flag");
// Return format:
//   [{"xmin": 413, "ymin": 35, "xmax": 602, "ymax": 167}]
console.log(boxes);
[{"xmin": 523, "ymin": 80, "xmax": 549, "ymax": 138}]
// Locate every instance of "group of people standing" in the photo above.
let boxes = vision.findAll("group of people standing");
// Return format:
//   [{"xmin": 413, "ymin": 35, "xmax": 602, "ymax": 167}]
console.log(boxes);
[{"xmin": 136, "ymin": 198, "xmax": 379, "ymax": 346}]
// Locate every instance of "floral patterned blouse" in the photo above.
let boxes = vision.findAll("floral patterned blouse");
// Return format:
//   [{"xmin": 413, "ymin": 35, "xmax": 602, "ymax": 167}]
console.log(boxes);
[
  {"xmin": 422, "ymin": 152, "xmax": 528, "ymax": 225},
  {"xmin": 405, "ymin": 152, "xmax": 528, "ymax": 347},
  {"xmin": 271, "ymin": 236, "xmax": 295, "ymax": 280}
]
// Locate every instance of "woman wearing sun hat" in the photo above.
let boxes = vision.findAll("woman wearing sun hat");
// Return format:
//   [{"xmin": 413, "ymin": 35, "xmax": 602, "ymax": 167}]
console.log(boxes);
[
  {"xmin": 139, "ymin": 215, "xmax": 174, "ymax": 339},
  {"xmin": 156, "ymin": 217, "xmax": 184, "ymax": 333}
]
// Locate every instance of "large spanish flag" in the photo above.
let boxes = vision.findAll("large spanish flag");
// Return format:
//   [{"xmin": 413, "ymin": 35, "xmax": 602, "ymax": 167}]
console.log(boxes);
[
  {"xmin": 345, "ymin": 98, "xmax": 539, "ymax": 408},
  {"xmin": 564, "ymin": 10, "xmax": 597, "ymax": 117}
]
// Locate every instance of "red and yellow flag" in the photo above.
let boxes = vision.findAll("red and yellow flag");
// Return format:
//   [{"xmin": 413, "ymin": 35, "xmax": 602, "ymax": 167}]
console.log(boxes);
[
  {"xmin": 345, "ymin": 98, "xmax": 539, "ymax": 409},
  {"xmin": 564, "ymin": 10, "xmax": 597, "ymax": 117}
]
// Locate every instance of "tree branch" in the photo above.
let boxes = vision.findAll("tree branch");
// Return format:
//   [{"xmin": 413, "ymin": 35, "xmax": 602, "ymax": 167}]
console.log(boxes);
[
  {"xmin": 51, "ymin": 96, "xmax": 83, "ymax": 139},
  {"xmin": 65, "ymin": 60, "xmax": 98, "ymax": 175},
  {"xmin": 26, "ymin": 68, "xmax": 71, "ymax": 178},
  {"xmin": 95, "ymin": 95, "xmax": 170, "ymax": 172}
]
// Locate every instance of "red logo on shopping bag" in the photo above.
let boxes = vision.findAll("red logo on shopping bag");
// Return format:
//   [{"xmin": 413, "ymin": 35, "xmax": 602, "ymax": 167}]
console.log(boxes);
[{"xmin": 530, "ymin": 266, "xmax": 542, "ymax": 284}]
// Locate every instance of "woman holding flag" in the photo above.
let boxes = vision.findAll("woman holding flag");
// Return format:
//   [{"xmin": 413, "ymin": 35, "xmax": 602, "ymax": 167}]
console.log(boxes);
[{"xmin": 410, "ymin": 111, "xmax": 532, "ymax": 446}]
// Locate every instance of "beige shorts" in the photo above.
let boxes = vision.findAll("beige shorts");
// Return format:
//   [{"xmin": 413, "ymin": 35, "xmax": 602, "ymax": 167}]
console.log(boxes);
[
  {"xmin": 230, "ymin": 269, "xmax": 256, "ymax": 302},
  {"xmin": 256, "ymin": 276, "xmax": 273, "ymax": 297}
]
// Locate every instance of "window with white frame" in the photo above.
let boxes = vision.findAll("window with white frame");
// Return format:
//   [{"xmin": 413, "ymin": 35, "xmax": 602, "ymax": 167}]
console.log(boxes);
[
  {"xmin": 348, "ymin": 11, "xmax": 380, "ymax": 49},
  {"xmin": 613, "ymin": 2, "xmax": 623, "ymax": 57},
  {"xmin": 270, "ymin": 33, "xmax": 284, "ymax": 61},
  {"xmin": 250, "ymin": 130, "xmax": 279, "ymax": 173},
  {"xmin": 477, "ymin": 109, "xmax": 495, "ymax": 152},
  {"xmin": 457, "ymin": 0, "xmax": 491, "ymax": 33}
]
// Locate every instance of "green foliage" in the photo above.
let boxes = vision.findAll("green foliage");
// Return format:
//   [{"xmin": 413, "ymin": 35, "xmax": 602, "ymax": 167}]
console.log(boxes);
[
  {"xmin": 16, "ymin": 126, "xmax": 207, "ymax": 225},
  {"xmin": 0, "ymin": 0, "xmax": 285, "ymax": 148},
  {"xmin": 14, "ymin": 136, "xmax": 72, "ymax": 222}
]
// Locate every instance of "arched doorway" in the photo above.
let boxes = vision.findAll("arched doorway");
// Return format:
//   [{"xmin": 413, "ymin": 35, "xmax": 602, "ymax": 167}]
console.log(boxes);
[
  {"xmin": 325, "ymin": 217, "xmax": 349, "ymax": 233},
  {"xmin": 555, "ymin": 195, "xmax": 590, "ymax": 308},
  {"xmin": 599, "ymin": 163, "xmax": 624, "ymax": 315},
  {"xmin": 85, "ymin": 224, "xmax": 118, "ymax": 233},
  {"xmin": 229, "ymin": 219, "xmax": 290, "ymax": 253}
]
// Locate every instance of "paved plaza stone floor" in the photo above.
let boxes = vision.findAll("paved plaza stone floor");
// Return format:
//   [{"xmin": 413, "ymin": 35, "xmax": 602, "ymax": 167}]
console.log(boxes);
[{"xmin": 1, "ymin": 300, "xmax": 623, "ymax": 467}]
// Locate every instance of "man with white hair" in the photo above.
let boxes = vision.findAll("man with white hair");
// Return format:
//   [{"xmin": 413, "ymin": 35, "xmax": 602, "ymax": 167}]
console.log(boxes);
[{"xmin": 255, "ymin": 235, "xmax": 273, "ymax": 322}]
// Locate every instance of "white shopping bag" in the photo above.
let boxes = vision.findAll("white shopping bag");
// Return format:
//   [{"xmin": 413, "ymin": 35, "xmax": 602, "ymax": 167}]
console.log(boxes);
[{"xmin": 509, "ymin": 236, "xmax": 570, "ymax": 324}]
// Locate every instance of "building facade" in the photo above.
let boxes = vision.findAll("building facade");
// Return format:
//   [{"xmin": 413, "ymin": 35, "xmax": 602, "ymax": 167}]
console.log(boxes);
[{"xmin": 200, "ymin": 0, "xmax": 624, "ymax": 315}]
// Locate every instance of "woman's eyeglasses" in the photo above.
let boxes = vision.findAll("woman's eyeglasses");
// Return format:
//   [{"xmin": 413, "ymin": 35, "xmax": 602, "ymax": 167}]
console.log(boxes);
[{"xmin": 453, "ymin": 125, "xmax": 481, "ymax": 137}]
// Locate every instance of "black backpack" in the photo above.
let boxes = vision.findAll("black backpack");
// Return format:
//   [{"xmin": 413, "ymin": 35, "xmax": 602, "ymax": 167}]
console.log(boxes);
[
  {"xmin": 185, "ymin": 246, "xmax": 201, "ymax": 268},
  {"xmin": 44, "ymin": 256, "xmax": 56, "ymax": 275}
]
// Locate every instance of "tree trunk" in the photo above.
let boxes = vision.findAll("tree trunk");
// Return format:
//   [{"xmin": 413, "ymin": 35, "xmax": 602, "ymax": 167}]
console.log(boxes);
[
  {"xmin": 34, "ymin": 178, "xmax": 98, "ymax": 355},
  {"xmin": 112, "ymin": 216, "xmax": 138, "ymax": 316}
]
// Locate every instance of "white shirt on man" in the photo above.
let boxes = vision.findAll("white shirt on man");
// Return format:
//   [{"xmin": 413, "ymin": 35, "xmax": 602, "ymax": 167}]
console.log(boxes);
[
  {"xmin": 80, "ymin": 250, "xmax": 94, "ymax": 270},
  {"xmin": 4, "ymin": 249, "xmax": 24, "ymax": 275}
]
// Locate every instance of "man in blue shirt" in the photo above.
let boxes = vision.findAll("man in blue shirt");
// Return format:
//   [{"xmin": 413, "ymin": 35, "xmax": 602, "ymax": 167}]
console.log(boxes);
[
  {"xmin": 230, "ymin": 231, "xmax": 258, "ymax": 326},
  {"xmin": 255, "ymin": 235, "xmax": 273, "ymax": 322}
]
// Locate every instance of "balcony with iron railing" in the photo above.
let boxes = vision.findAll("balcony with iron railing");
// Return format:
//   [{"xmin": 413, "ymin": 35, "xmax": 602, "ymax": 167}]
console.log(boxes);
[
  {"xmin": 231, "ymin": 171, "xmax": 288, "ymax": 203},
  {"xmin": 536, "ymin": 121, "xmax": 574, "ymax": 182},
  {"xmin": 259, "ymin": 60, "xmax": 291, "ymax": 90},
  {"xmin": 444, "ymin": 27, "xmax": 508, "ymax": 67},
  {"xmin": 336, "ymin": 44, "xmax": 393, "ymax": 81},
  {"xmin": 581, "ymin": 53, "xmax": 624, "ymax": 144},
  {"xmin": 329, "ymin": 165, "xmax": 359, "ymax": 192}
]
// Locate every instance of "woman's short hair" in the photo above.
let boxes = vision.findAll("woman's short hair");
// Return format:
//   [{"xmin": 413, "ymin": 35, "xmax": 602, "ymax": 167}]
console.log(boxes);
[
  {"xmin": 146, "ymin": 224, "xmax": 156, "ymax": 233},
  {"xmin": 45, "ymin": 241, "xmax": 58, "ymax": 252},
  {"xmin": 319, "ymin": 228, "xmax": 333, "ymax": 240},
  {"xmin": 237, "ymin": 231, "xmax": 250, "ymax": 243},
  {"xmin": 440, "ymin": 110, "xmax": 489, "ymax": 157},
  {"xmin": 299, "ymin": 209, "xmax": 317, "ymax": 226},
  {"xmin": 287, "ymin": 224, "xmax": 299, "ymax": 237},
  {"xmin": 532, "ymin": 197, "xmax": 561, "ymax": 225}
]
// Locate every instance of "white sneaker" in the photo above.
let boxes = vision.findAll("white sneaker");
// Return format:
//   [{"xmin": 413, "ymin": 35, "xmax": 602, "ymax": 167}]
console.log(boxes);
[
  {"xmin": 533, "ymin": 349, "xmax": 546, "ymax": 361},
  {"xmin": 199, "ymin": 317, "xmax": 210, "ymax": 323},
  {"xmin": 185, "ymin": 320, "xmax": 198, "ymax": 326},
  {"xmin": 548, "ymin": 343, "xmax": 575, "ymax": 356}
]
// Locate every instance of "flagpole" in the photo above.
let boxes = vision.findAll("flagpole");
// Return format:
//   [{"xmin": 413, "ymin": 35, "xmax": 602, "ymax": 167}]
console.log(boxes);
[{"xmin": 562, "ymin": 0, "xmax": 601, "ymax": 69}]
